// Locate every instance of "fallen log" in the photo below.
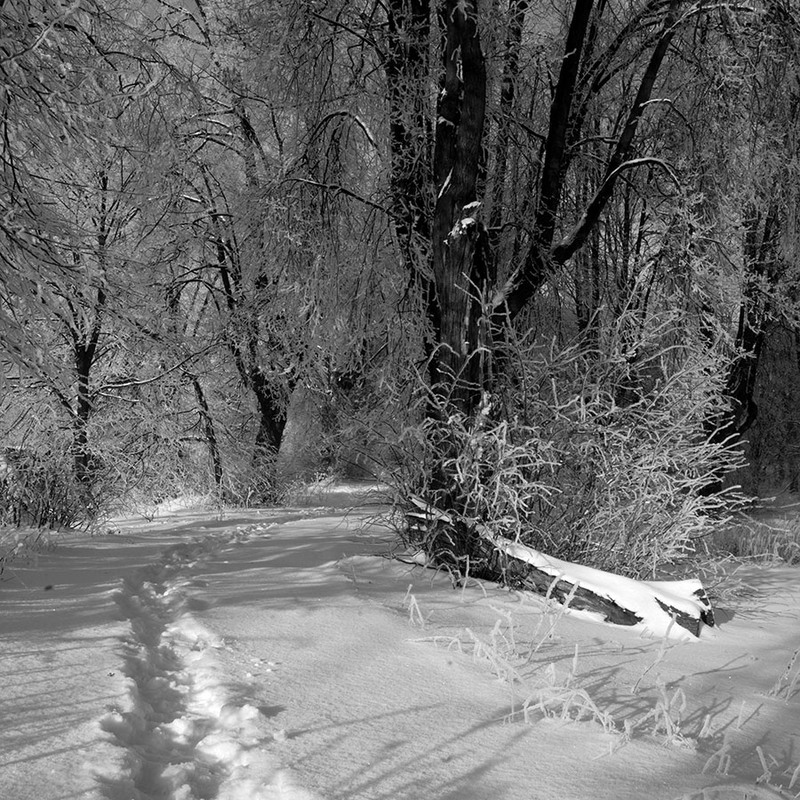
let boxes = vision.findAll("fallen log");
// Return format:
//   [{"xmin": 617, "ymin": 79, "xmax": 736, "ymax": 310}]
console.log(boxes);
[
  {"xmin": 405, "ymin": 498, "xmax": 715, "ymax": 641},
  {"xmin": 484, "ymin": 533, "xmax": 714, "ymax": 640}
]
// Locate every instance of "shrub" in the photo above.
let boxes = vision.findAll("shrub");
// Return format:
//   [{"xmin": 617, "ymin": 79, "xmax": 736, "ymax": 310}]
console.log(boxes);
[
  {"xmin": 389, "ymin": 312, "xmax": 748, "ymax": 580},
  {"xmin": 0, "ymin": 446, "xmax": 85, "ymax": 529}
]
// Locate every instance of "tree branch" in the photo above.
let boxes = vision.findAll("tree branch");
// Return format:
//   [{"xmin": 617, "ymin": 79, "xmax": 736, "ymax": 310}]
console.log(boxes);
[
  {"xmin": 552, "ymin": 1, "xmax": 681, "ymax": 264},
  {"xmin": 535, "ymin": 0, "xmax": 596, "ymax": 248},
  {"xmin": 284, "ymin": 177, "xmax": 393, "ymax": 217},
  {"xmin": 95, "ymin": 347, "xmax": 214, "ymax": 393},
  {"xmin": 492, "ymin": 0, "xmax": 682, "ymax": 321},
  {"xmin": 555, "ymin": 157, "xmax": 680, "ymax": 259}
]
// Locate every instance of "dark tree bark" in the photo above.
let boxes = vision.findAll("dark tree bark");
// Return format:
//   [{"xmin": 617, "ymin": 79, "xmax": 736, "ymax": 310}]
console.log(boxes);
[
  {"xmin": 720, "ymin": 197, "xmax": 781, "ymax": 439},
  {"xmin": 407, "ymin": 502, "xmax": 715, "ymax": 637},
  {"xmin": 190, "ymin": 375, "xmax": 225, "ymax": 494},
  {"xmin": 380, "ymin": 0, "xmax": 684, "ymax": 415},
  {"xmin": 213, "ymin": 232, "xmax": 289, "ymax": 459},
  {"xmin": 382, "ymin": 0, "xmax": 490, "ymax": 414},
  {"xmin": 699, "ymin": 197, "xmax": 781, "ymax": 496},
  {"xmin": 489, "ymin": 0, "xmax": 595, "ymax": 327},
  {"xmin": 68, "ymin": 168, "xmax": 111, "ymax": 502},
  {"xmin": 488, "ymin": 0, "xmax": 529, "ymax": 238},
  {"xmin": 574, "ymin": 117, "xmax": 603, "ymax": 346},
  {"xmin": 200, "ymin": 157, "xmax": 290, "ymax": 487},
  {"xmin": 382, "ymin": 0, "xmax": 442, "ymax": 382},
  {"xmin": 430, "ymin": 0, "xmax": 489, "ymax": 414},
  {"xmin": 71, "ymin": 275, "xmax": 104, "ymax": 491},
  {"xmin": 383, "ymin": 0, "xmax": 432, "ymax": 253}
]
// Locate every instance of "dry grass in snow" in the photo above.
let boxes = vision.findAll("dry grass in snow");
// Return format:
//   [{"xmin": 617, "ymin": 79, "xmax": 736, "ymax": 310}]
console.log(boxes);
[{"xmin": 0, "ymin": 495, "xmax": 799, "ymax": 800}]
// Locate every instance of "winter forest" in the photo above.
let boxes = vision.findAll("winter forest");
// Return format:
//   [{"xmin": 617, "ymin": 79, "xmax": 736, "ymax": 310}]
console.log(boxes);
[
  {"xmin": 5, "ymin": 0, "xmax": 800, "ymax": 581},
  {"xmin": 5, "ymin": 2, "xmax": 800, "ymax": 799},
  {"xmin": 6, "ymin": 0, "xmax": 800, "ymax": 566}
]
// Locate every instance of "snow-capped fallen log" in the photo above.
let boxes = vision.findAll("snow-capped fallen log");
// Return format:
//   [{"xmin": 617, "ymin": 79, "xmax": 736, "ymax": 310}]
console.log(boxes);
[
  {"xmin": 483, "ymin": 533, "xmax": 714, "ymax": 641},
  {"xmin": 405, "ymin": 497, "xmax": 715, "ymax": 642}
]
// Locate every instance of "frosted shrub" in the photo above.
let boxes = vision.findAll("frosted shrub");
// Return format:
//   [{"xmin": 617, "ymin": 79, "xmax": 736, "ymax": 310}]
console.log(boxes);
[
  {"xmin": 394, "ymin": 312, "xmax": 747, "ymax": 579},
  {"xmin": 0, "ymin": 446, "xmax": 85, "ymax": 529}
]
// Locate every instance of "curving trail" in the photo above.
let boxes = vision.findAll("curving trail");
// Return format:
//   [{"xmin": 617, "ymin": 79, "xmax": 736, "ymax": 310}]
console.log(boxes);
[
  {"xmin": 98, "ymin": 523, "xmax": 321, "ymax": 800},
  {"xmin": 2, "ymin": 500, "xmax": 800, "ymax": 800}
]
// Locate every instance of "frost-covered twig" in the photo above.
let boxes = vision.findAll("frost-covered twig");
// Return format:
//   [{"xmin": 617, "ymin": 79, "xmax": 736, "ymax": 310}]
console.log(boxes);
[{"xmin": 768, "ymin": 647, "xmax": 800, "ymax": 701}]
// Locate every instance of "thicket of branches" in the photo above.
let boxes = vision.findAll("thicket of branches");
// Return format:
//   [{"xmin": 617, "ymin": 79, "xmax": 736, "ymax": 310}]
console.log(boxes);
[
  {"xmin": 386, "ymin": 311, "xmax": 747, "ymax": 578},
  {"xmin": 1, "ymin": 1, "xmax": 799, "ymax": 581}
]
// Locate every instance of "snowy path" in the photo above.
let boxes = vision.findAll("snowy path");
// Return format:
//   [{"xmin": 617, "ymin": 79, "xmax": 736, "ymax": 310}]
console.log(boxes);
[
  {"xmin": 2, "ymin": 506, "xmax": 800, "ymax": 800},
  {"xmin": 99, "ymin": 525, "xmax": 321, "ymax": 800},
  {"xmin": 183, "ymin": 517, "xmax": 800, "ymax": 800},
  {"xmin": 0, "ymin": 511, "xmax": 331, "ymax": 800}
]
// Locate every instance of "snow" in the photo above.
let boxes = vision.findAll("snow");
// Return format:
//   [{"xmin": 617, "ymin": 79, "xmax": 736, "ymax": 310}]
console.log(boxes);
[
  {"xmin": 490, "ymin": 535, "xmax": 712, "ymax": 641},
  {"xmin": 2, "ymin": 497, "xmax": 800, "ymax": 800},
  {"xmin": 410, "ymin": 496, "xmax": 714, "ymax": 641}
]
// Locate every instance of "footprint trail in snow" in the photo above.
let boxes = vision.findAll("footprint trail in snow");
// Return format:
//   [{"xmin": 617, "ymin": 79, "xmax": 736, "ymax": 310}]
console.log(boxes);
[{"xmin": 97, "ymin": 523, "xmax": 321, "ymax": 800}]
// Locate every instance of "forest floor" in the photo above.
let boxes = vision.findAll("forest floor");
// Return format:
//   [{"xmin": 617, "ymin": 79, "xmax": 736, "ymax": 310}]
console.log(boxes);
[{"xmin": 1, "ymin": 484, "xmax": 800, "ymax": 800}]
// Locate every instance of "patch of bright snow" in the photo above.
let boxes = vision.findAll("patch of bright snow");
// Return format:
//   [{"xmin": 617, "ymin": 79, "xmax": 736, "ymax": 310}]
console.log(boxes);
[{"xmin": 2, "ymin": 502, "xmax": 800, "ymax": 800}]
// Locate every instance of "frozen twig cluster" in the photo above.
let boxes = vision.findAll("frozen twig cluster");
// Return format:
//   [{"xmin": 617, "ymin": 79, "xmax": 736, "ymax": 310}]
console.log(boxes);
[{"xmin": 391, "ymin": 310, "xmax": 748, "ymax": 582}]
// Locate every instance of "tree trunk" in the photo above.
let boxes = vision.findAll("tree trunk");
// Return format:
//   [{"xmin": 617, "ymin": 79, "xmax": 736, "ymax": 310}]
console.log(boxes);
[
  {"xmin": 251, "ymin": 370, "xmax": 288, "ymax": 457},
  {"xmin": 383, "ymin": 0, "xmax": 440, "ymax": 379},
  {"xmin": 190, "ymin": 376, "xmax": 225, "ymax": 495},
  {"xmin": 488, "ymin": 0, "xmax": 529, "ymax": 238},
  {"xmin": 70, "ymin": 183, "xmax": 108, "ymax": 503},
  {"xmin": 407, "ymin": 499, "xmax": 715, "ymax": 639},
  {"xmin": 430, "ymin": 0, "xmax": 489, "ymax": 415},
  {"xmin": 484, "ymin": 533, "xmax": 715, "ymax": 639},
  {"xmin": 205, "ymin": 179, "xmax": 290, "ymax": 491},
  {"xmin": 721, "ymin": 198, "xmax": 781, "ymax": 438}
]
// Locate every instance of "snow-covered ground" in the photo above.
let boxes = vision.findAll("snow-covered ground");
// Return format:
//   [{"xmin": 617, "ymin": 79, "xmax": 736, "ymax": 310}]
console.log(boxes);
[{"xmin": 2, "ymin": 491, "xmax": 800, "ymax": 800}]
